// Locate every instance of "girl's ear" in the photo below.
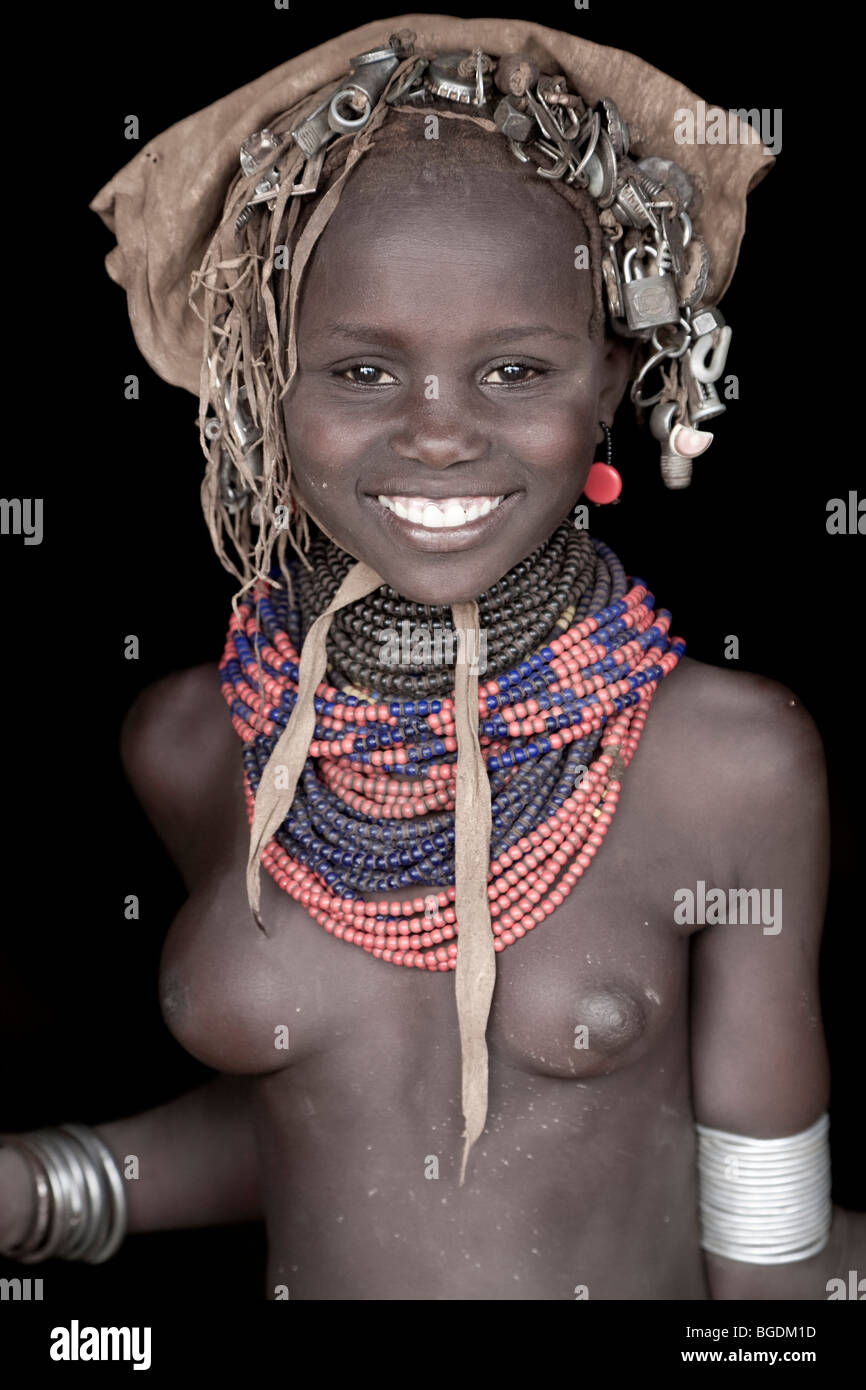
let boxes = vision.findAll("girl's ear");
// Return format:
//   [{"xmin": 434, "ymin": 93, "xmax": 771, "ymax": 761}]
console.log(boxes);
[{"xmin": 597, "ymin": 334, "xmax": 637, "ymax": 424}]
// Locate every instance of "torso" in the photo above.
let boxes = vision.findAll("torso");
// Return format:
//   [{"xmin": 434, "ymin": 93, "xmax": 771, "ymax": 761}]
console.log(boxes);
[{"xmin": 133, "ymin": 653, "xmax": 751, "ymax": 1300}]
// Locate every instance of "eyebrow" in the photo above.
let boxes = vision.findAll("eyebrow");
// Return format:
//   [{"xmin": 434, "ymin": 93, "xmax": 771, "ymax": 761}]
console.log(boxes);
[{"xmin": 316, "ymin": 321, "xmax": 582, "ymax": 346}]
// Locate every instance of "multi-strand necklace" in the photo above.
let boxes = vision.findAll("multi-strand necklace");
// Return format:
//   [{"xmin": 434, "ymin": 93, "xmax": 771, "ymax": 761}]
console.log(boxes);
[{"xmin": 219, "ymin": 523, "xmax": 685, "ymax": 969}]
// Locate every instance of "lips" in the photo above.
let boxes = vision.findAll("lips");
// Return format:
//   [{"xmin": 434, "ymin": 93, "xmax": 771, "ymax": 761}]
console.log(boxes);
[
  {"xmin": 364, "ymin": 488, "xmax": 522, "ymax": 554},
  {"xmin": 377, "ymin": 493, "xmax": 505, "ymax": 529}
]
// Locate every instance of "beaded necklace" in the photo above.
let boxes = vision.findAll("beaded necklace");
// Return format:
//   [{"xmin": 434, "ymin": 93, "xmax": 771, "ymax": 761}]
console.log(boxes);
[
  {"xmin": 219, "ymin": 526, "xmax": 686, "ymax": 970},
  {"xmin": 294, "ymin": 520, "xmax": 598, "ymax": 698}
]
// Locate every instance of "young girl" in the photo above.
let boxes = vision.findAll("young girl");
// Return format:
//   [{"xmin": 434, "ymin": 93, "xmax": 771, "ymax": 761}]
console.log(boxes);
[{"xmin": 2, "ymin": 13, "xmax": 861, "ymax": 1301}]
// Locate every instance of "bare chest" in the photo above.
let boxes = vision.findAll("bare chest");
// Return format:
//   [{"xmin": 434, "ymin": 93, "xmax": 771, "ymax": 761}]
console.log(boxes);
[{"xmin": 157, "ymin": 718, "xmax": 705, "ymax": 1085}]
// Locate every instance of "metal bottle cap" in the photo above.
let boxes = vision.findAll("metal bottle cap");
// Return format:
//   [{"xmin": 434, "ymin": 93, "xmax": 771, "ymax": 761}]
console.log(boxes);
[{"xmin": 425, "ymin": 52, "xmax": 493, "ymax": 106}]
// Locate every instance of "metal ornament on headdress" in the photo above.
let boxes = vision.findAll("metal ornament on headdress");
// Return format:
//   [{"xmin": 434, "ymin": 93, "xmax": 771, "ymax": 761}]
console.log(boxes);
[
  {"xmin": 215, "ymin": 32, "xmax": 735, "ymax": 499},
  {"xmin": 206, "ymin": 322, "xmax": 265, "ymax": 515},
  {"xmin": 234, "ymin": 38, "xmax": 413, "ymax": 230}
]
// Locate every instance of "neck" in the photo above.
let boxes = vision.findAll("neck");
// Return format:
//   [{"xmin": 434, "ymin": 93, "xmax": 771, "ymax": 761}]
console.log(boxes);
[{"xmin": 286, "ymin": 520, "xmax": 622, "ymax": 699}]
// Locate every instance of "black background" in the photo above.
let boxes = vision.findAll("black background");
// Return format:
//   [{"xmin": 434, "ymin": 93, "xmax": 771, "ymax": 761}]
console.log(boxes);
[{"xmin": 1, "ymin": 0, "xmax": 861, "ymax": 1309}]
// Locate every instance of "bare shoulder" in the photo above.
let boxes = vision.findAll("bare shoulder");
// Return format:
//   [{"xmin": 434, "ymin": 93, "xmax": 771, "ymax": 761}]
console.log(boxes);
[
  {"xmin": 120, "ymin": 662, "xmax": 237, "ymax": 856},
  {"xmin": 642, "ymin": 654, "xmax": 828, "ymax": 878},
  {"xmin": 648, "ymin": 652, "xmax": 825, "ymax": 775}
]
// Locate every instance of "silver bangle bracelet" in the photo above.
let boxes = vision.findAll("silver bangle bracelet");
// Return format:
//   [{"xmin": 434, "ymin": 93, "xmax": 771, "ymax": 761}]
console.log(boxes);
[
  {"xmin": 11, "ymin": 1134, "xmax": 74, "ymax": 1262},
  {"xmin": 696, "ymin": 1112, "xmax": 832, "ymax": 1265},
  {"xmin": 1, "ymin": 1142, "xmax": 52, "ymax": 1260},
  {"xmin": 37, "ymin": 1130, "xmax": 92, "ymax": 1260},
  {"xmin": 0, "ymin": 1124, "xmax": 127, "ymax": 1264},
  {"xmin": 60, "ymin": 1123, "xmax": 128, "ymax": 1263}
]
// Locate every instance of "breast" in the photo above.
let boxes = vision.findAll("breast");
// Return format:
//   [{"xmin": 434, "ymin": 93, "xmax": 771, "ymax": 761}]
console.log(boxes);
[
  {"xmin": 483, "ymin": 895, "xmax": 684, "ymax": 1079},
  {"xmin": 154, "ymin": 641, "xmax": 699, "ymax": 1087},
  {"xmin": 158, "ymin": 853, "xmax": 684, "ymax": 1084},
  {"xmin": 157, "ymin": 873, "xmax": 318, "ymax": 1077}
]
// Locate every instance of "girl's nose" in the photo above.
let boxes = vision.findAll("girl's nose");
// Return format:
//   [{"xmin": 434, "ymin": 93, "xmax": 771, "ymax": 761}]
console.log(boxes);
[{"xmin": 388, "ymin": 389, "xmax": 488, "ymax": 470}]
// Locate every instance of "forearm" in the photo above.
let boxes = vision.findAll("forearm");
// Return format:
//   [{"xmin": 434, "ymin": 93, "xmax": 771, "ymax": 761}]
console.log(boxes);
[
  {"xmin": 705, "ymin": 1205, "xmax": 865, "ymax": 1300},
  {"xmin": 92, "ymin": 1074, "xmax": 262, "ymax": 1235},
  {"xmin": 1, "ymin": 1074, "xmax": 262, "ymax": 1252}
]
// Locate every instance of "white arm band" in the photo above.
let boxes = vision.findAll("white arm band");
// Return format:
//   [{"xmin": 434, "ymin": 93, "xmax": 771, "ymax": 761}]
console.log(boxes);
[{"xmin": 696, "ymin": 1111, "xmax": 832, "ymax": 1265}]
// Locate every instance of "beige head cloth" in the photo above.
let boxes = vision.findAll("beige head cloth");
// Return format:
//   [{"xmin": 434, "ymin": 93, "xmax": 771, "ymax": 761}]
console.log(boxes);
[
  {"xmin": 90, "ymin": 13, "xmax": 773, "ymax": 397},
  {"xmin": 91, "ymin": 16, "xmax": 773, "ymax": 1182}
]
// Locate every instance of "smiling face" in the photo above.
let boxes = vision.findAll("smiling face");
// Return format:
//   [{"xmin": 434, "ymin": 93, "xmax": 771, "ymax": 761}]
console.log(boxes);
[{"xmin": 281, "ymin": 119, "xmax": 632, "ymax": 604}]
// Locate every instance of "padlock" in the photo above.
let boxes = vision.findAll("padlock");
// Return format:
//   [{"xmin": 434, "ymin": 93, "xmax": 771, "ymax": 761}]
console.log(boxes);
[{"xmin": 622, "ymin": 245, "xmax": 680, "ymax": 333}]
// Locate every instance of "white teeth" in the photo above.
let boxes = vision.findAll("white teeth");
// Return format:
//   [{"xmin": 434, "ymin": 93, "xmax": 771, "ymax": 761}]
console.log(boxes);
[
  {"xmin": 377, "ymin": 493, "xmax": 507, "ymax": 528},
  {"xmin": 441, "ymin": 501, "xmax": 466, "ymax": 527}
]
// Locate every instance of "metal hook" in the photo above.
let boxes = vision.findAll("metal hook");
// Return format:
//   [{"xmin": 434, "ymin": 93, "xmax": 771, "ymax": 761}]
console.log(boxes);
[
  {"xmin": 563, "ymin": 110, "xmax": 601, "ymax": 187},
  {"xmin": 629, "ymin": 346, "xmax": 671, "ymax": 406},
  {"xmin": 385, "ymin": 56, "xmax": 428, "ymax": 103},
  {"xmin": 533, "ymin": 137, "xmax": 570, "ymax": 179},
  {"xmin": 690, "ymin": 327, "xmax": 732, "ymax": 384},
  {"xmin": 525, "ymin": 88, "xmax": 582, "ymax": 180},
  {"xmin": 650, "ymin": 318, "xmax": 692, "ymax": 360},
  {"xmin": 560, "ymin": 104, "xmax": 582, "ymax": 140}
]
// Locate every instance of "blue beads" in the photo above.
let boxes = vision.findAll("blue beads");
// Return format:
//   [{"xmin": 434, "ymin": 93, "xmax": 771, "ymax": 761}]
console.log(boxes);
[{"xmin": 223, "ymin": 538, "xmax": 685, "ymax": 896}]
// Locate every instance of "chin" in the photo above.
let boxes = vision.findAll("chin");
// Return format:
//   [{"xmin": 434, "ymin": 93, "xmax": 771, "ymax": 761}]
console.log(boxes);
[
  {"xmin": 371, "ymin": 550, "xmax": 510, "ymax": 607},
  {"xmin": 377, "ymin": 571, "xmax": 491, "ymax": 608},
  {"xmin": 393, "ymin": 580, "xmax": 489, "ymax": 607},
  {"xmin": 313, "ymin": 495, "xmax": 572, "ymax": 605}
]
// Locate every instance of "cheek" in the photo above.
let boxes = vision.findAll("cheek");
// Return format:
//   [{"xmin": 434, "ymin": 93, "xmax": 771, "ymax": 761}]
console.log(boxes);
[
  {"xmin": 283, "ymin": 400, "xmax": 341, "ymax": 465},
  {"xmin": 281, "ymin": 391, "xmax": 372, "ymax": 499},
  {"xmin": 506, "ymin": 394, "xmax": 598, "ymax": 479}
]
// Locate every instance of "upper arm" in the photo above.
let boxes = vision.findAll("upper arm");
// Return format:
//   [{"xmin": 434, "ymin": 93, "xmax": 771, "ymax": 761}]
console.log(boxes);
[
  {"xmin": 689, "ymin": 676, "xmax": 831, "ymax": 1137},
  {"xmin": 688, "ymin": 676, "xmax": 840, "ymax": 1296},
  {"xmin": 120, "ymin": 662, "xmax": 235, "ymax": 877}
]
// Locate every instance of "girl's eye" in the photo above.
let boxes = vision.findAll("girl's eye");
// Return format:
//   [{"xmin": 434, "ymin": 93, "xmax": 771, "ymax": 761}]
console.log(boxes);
[
  {"xmin": 483, "ymin": 362, "xmax": 544, "ymax": 385},
  {"xmin": 336, "ymin": 364, "xmax": 398, "ymax": 386},
  {"xmin": 333, "ymin": 362, "xmax": 545, "ymax": 387}
]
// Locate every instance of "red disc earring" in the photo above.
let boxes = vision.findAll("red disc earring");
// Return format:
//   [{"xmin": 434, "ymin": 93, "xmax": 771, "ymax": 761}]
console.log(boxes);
[{"xmin": 583, "ymin": 422, "xmax": 622, "ymax": 505}]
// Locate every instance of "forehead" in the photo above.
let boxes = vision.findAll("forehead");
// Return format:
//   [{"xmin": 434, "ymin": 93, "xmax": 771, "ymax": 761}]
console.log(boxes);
[{"xmin": 297, "ymin": 151, "xmax": 591, "ymax": 328}]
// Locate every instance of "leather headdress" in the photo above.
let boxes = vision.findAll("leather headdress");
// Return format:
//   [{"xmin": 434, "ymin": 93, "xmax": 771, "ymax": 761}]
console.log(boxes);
[{"xmin": 91, "ymin": 13, "xmax": 772, "ymax": 396}]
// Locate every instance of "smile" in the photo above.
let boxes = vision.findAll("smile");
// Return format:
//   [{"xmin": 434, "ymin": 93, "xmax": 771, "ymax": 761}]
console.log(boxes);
[{"xmin": 376, "ymin": 494, "xmax": 506, "ymax": 529}]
